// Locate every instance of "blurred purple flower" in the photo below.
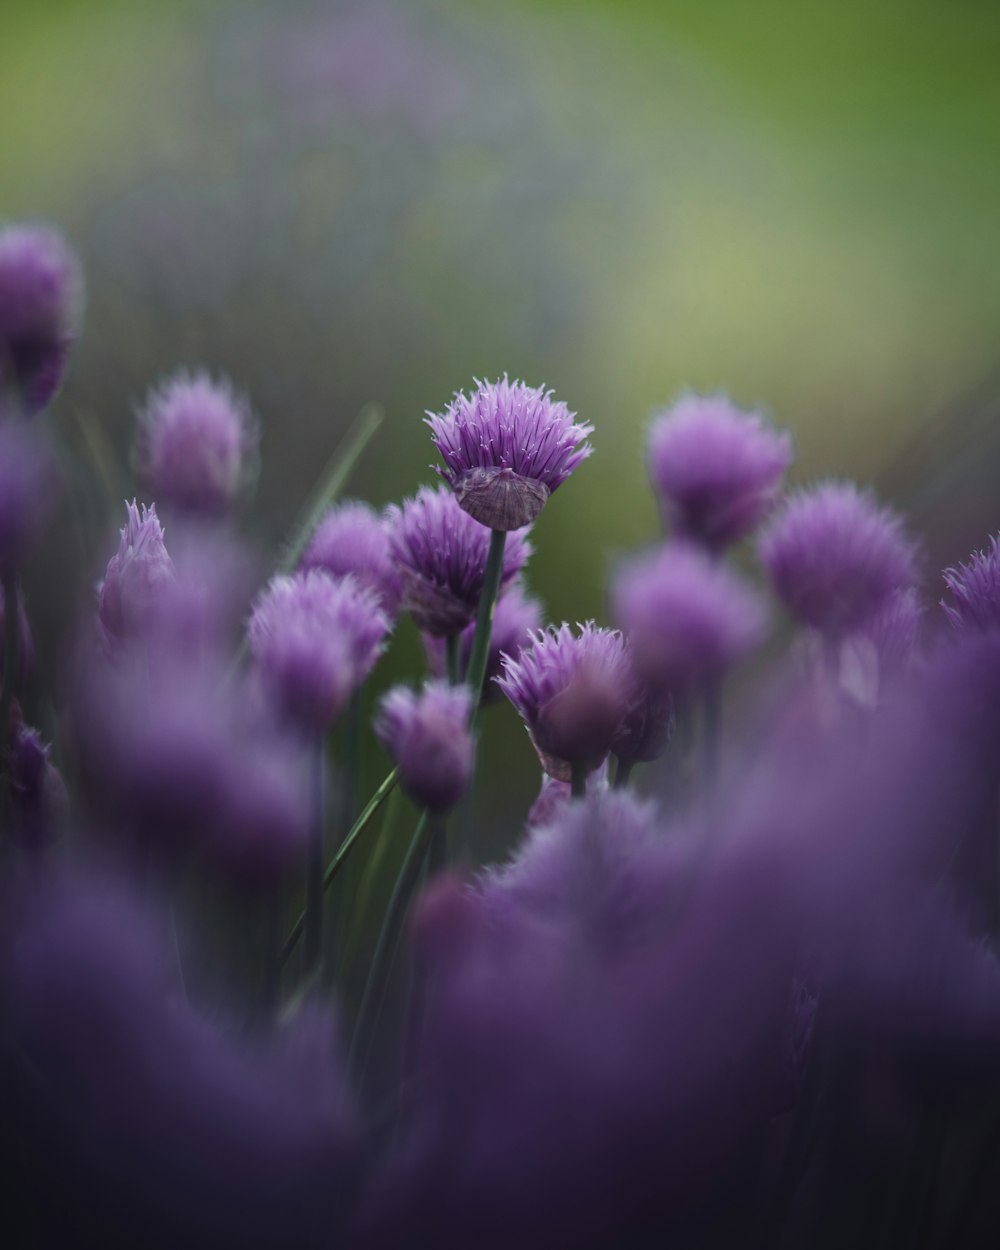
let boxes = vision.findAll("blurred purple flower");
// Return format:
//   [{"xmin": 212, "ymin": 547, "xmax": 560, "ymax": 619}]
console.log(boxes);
[
  {"xmin": 426, "ymin": 376, "xmax": 593, "ymax": 529},
  {"xmin": 374, "ymin": 680, "xmax": 474, "ymax": 812},
  {"xmin": 135, "ymin": 370, "xmax": 258, "ymax": 517},
  {"xmin": 497, "ymin": 623, "xmax": 632, "ymax": 780},
  {"xmin": 647, "ymin": 393, "xmax": 792, "ymax": 550},
  {"xmin": 248, "ymin": 570, "xmax": 389, "ymax": 734},
  {"xmin": 388, "ymin": 485, "xmax": 531, "ymax": 636},
  {"xmin": 423, "ymin": 581, "xmax": 543, "ymax": 697},
  {"xmin": 612, "ymin": 542, "xmax": 766, "ymax": 697},
  {"xmin": 300, "ymin": 499, "xmax": 402, "ymax": 616},
  {"xmin": 758, "ymin": 481, "xmax": 917, "ymax": 638},
  {"xmin": 98, "ymin": 500, "xmax": 175, "ymax": 645},
  {"xmin": 942, "ymin": 533, "xmax": 1000, "ymax": 634},
  {"xmin": 7, "ymin": 722, "xmax": 67, "ymax": 850},
  {"xmin": 0, "ymin": 222, "xmax": 83, "ymax": 414},
  {"xmin": 0, "ymin": 421, "xmax": 54, "ymax": 569},
  {"xmin": 1, "ymin": 874, "xmax": 358, "ymax": 1247},
  {"xmin": 611, "ymin": 679, "xmax": 674, "ymax": 767}
]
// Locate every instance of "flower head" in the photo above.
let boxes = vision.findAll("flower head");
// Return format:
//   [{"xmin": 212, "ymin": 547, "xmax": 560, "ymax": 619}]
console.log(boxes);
[
  {"xmin": 0, "ymin": 223, "xmax": 83, "ymax": 414},
  {"xmin": 374, "ymin": 680, "xmax": 474, "ymax": 812},
  {"xmin": 612, "ymin": 543, "xmax": 767, "ymax": 696},
  {"xmin": 647, "ymin": 393, "xmax": 792, "ymax": 550},
  {"xmin": 423, "ymin": 581, "xmax": 543, "ymax": 697},
  {"xmin": 300, "ymin": 499, "xmax": 401, "ymax": 615},
  {"xmin": 98, "ymin": 500, "xmax": 175, "ymax": 644},
  {"xmin": 248, "ymin": 570, "xmax": 389, "ymax": 733},
  {"xmin": 0, "ymin": 422, "xmax": 54, "ymax": 569},
  {"xmin": 426, "ymin": 376, "xmax": 593, "ymax": 529},
  {"xmin": 135, "ymin": 370, "xmax": 258, "ymax": 516},
  {"xmin": 758, "ymin": 481, "xmax": 917, "ymax": 637},
  {"xmin": 497, "ymin": 623, "xmax": 632, "ymax": 779},
  {"xmin": 388, "ymin": 485, "xmax": 531, "ymax": 636},
  {"xmin": 942, "ymin": 534, "xmax": 1000, "ymax": 634}
]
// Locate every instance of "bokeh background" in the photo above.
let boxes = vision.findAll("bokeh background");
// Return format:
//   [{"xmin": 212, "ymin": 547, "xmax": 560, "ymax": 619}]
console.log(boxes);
[{"xmin": 6, "ymin": 0, "xmax": 1000, "ymax": 830}]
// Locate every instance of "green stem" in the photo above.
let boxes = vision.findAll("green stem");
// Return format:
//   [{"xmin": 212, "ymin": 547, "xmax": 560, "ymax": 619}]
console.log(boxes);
[
  {"xmin": 463, "ymin": 528, "xmax": 506, "ymax": 715},
  {"xmin": 280, "ymin": 764, "xmax": 399, "ymax": 968},
  {"xmin": 570, "ymin": 761, "xmax": 588, "ymax": 799},
  {"xmin": 303, "ymin": 741, "xmax": 326, "ymax": 975},
  {"xmin": 0, "ymin": 567, "xmax": 20, "ymax": 770},
  {"xmin": 445, "ymin": 633, "xmax": 461, "ymax": 686},
  {"xmin": 613, "ymin": 757, "xmax": 633, "ymax": 789},
  {"xmin": 349, "ymin": 810, "xmax": 431, "ymax": 1080}
]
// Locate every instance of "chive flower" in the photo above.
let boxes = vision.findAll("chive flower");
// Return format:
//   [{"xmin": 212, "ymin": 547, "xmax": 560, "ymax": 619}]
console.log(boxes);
[
  {"xmin": 497, "ymin": 623, "xmax": 632, "ymax": 780},
  {"xmin": 0, "ymin": 222, "xmax": 83, "ymax": 414},
  {"xmin": 135, "ymin": 370, "xmax": 258, "ymax": 517},
  {"xmin": 248, "ymin": 570, "xmax": 389, "ymax": 733},
  {"xmin": 388, "ymin": 485, "xmax": 531, "ymax": 636},
  {"xmin": 374, "ymin": 680, "xmax": 474, "ymax": 812},
  {"xmin": 300, "ymin": 499, "xmax": 401, "ymax": 616},
  {"xmin": 98, "ymin": 500, "xmax": 175, "ymax": 644},
  {"xmin": 423, "ymin": 581, "xmax": 543, "ymax": 696},
  {"xmin": 426, "ymin": 376, "xmax": 593, "ymax": 529},
  {"xmin": 759, "ymin": 482, "xmax": 917, "ymax": 638},
  {"xmin": 942, "ymin": 535, "xmax": 1000, "ymax": 634},
  {"xmin": 647, "ymin": 393, "xmax": 792, "ymax": 550},
  {"xmin": 612, "ymin": 543, "xmax": 766, "ymax": 696}
]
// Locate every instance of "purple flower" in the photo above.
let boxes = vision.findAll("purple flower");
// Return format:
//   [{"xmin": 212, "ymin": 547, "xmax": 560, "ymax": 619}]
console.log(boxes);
[
  {"xmin": 611, "ymin": 679, "xmax": 674, "ymax": 766},
  {"xmin": 497, "ymin": 623, "xmax": 632, "ymax": 780},
  {"xmin": 647, "ymin": 393, "xmax": 792, "ymax": 550},
  {"xmin": 7, "ymin": 722, "xmax": 67, "ymax": 849},
  {"xmin": 426, "ymin": 376, "xmax": 593, "ymax": 529},
  {"xmin": 758, "ymin": 481, "xmax": 917, "ymax": 637},
  {"xmin": 374, "ymin": 680, "xmax": 474, "ymax": 812},
  {"xmin": 77, "ymin": 642, "xmax": 310, "ymax": 872},
  {"xmin": 97, "ymin": 500, "xmax": 175, "ymax": 644},
  {"xmin": 0, "ymin": 223, "xmax": 83, "ymax": 414},
  {"xmin": 612, "ymin": 543, "xmax": 767, "ymax": 696},
  {"xmin": 135, "ymin": 369, "xmax": 258, "ymax": 516},
  {"xmin": 0, "ymin": 422, "xmax": 54, "ymax": 569},
  {"xmin": 300, "ymin": 498, "xmax": 402, "ymax": 615},
  {"xmin": 388, "ymin": 485, "xmax": 531, "ymax": 636},
  {"xmin": 1, "ymin": 874, "xmax": 358, "ymax": 1246},
  {"xmin": 248, "ymin": 569, "xmax": 389, "ymax": 733},
  {"xmin": 423, "ymin": 581, "xmax": 543, "ymax": 697},
  {"xmin": 942, "ymin": 534, "xmax": 1000, "ymax": 633}
]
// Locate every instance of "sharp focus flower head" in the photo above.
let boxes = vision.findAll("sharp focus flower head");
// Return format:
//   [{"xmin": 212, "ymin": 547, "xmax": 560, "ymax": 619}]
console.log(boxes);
[
  {"xmin": 387, "ymin": 485, "xmax": 531, "ymax": 636},
  {"xmin": 423, "ymin": 581, "xmax": 543, "ymax": 697},
  {"xmin": 98, "ymin": 500, "xmax": 175, "ymax": 644},
  {"xmin": 0, "ymin": 421, "xmax": 55, "ymax": 570},
  {"xmin": 942, "ymin": 534, "xmax": 1000, "ymax": 634},
  {"xmin": 135, "ymin": 369, "xmax": 258, "ymax": 517},
  {"xmin": 647, "ymin": 393, "xmax": 793, "ymax": 550},
  {"xmin": 374, "ymin": 680, "xmax": 474, "ymax": 812},
  {"xmin": 497, "ymin": 622, "xmax": 632, "ymax": 779},
  {"xmin": 426, "ymin": 375, "xmax": 593, "ymax": 529},
  {"xmin": 248, "ymin": 569, "xmax": 389, "ymax": 733},
  {"xmin": 758, "ymin": 481, "xmax": 918, "ymax": 637},
  {"xmin": 612, "ymin": 543, "xmax": 767, "ymax": 697},
  {"xmin": 0, "ymin": 222, "xmax": 83, "ymax": 414},
  {"xmin": 300, "ymin": 499, "xmax": 402, "ymax": 616}
]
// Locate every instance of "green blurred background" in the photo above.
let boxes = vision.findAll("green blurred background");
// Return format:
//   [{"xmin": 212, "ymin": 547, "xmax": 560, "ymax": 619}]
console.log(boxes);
[{"xmin": 5, "ymin": 0, "xmax": 1000, "ymax": 832}]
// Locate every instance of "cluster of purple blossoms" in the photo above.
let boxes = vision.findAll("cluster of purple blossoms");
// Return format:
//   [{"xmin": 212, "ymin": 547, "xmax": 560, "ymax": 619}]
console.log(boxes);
[
  {"xmin": 134, "ymin": 369, "xmax": 258, "ymax": 517},
  {"xmin": 388, "ymin": 484, "xmax": 531, "ymax": 635},
  {"xmin": 375, "ymin": 680, "xmax": 474, "ymax": 812},
  {"xmin": 647, "ymin": 392, "xmax": 793, "ymax": 550},
  {"xmin": 248, "ymin": 569, "xmax": 390, "ymax": 735},
  {"xmin": 426, "ymin": 375, "xmax": 593, "ymax": 529},
  {"xmin": 0, "ymin": 222, "xmax": 83, "ymax": 415},
  {"xmin": 6, "ymin": 223, "xmax": 1000, "ymax": 1250}
]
